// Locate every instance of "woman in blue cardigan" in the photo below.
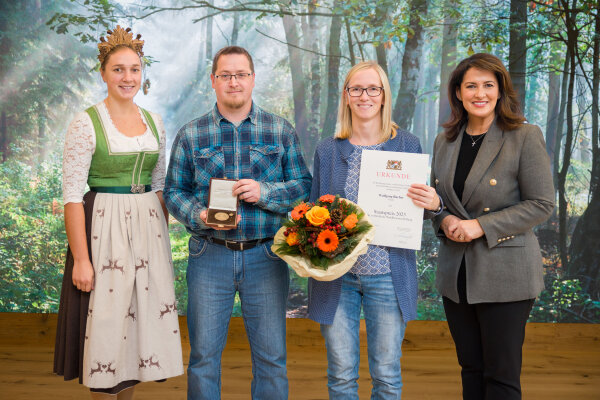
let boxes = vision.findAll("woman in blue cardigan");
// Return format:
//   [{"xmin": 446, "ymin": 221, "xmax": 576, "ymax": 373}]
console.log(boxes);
[{"xmin": 308, "ymin": 61, "xmax": 442, "ymax": 399}]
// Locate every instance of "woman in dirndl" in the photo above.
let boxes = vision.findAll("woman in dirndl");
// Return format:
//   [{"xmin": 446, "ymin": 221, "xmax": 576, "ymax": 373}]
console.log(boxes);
[{"xmin": 53, "ymin": 26, "xmax": 183, "ymax": 399}]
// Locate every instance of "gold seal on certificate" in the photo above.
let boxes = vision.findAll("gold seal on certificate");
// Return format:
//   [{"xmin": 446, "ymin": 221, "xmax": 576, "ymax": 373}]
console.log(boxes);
[{"xmin": 357, "ymin": 150, "xmax": 429, "ymax": 250}]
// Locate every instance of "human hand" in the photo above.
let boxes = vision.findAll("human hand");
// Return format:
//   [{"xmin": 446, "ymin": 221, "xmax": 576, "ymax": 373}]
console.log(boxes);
[
  {"xmin": 232, "ymin": 179, "xmax": 261, "ymax": 203},
  {"xmin": 453, "ymin": 219, "xmax": 484, "ymax": 242},
  {"xmin": 200, "ymin": 209, "xmax": 241, "ymax": 231},
  {"xmin": 407, "ymin": 183, "xmax": 440, "ymax": 211},
  {"xmin": 72, "ymin": 259, "xmax": 94, "ymax": 292},
  {"xmin": 156, "ymin": 191, "xmax": 169, "ymax": 226},
  {"xmin": 440, "ymin": 215, "xmax": 462, "ymax": 241}
]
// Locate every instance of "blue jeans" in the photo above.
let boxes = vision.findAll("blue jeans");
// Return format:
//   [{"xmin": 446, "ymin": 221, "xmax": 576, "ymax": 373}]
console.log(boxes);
[
  {"xmin": 186, "ymin": 236, "xmax": 289, "ymax": 400},
  {"xmin": 320, "ymin": 273, "xmax": 406, "ymax": 400}
]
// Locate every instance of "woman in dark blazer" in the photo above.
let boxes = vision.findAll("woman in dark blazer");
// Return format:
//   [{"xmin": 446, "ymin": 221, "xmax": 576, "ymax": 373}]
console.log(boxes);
[{"xmin": 431, "ymin": 53, "xmax": 554, "ymax": 400}]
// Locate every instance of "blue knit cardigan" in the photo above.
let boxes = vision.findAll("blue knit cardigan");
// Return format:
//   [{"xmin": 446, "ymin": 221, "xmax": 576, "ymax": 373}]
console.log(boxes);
[{"xmin": 307, "ymin": 131, "xmax": 433, "ymax": 324}]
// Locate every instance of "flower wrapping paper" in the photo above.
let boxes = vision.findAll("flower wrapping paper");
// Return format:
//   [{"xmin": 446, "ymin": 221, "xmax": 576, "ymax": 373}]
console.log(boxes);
[{"xmin": 272, "ymin": 200, "xmax": 376, "ymax": 281}]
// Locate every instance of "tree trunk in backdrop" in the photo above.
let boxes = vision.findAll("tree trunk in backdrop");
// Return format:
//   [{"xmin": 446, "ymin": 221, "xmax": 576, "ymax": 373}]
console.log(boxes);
[
  {"xmin": 345, "ymin": 19, "xmax": 356, "ymax": 65},
  {"xmin": 413, "ymin": 98, "xmax": 425, "ymax": 141},
  {"xmin": 280, "ymin": 5, "xmax": 309, "ymax": 152},
  {"xmin": 376, "ymin": 43, "xmax": 388, "ymax": 75},
  {"xmin": 553, "ymin": 53, "xmax": 570, "ymax": 189},
  {"xmin": 545, "ymin": 48, "xmax": 563, "ymax": 169},
  {"xmin": 576, "ymin": 65, "xmax": 591, "ymax": 164},
  {"xmin": 321, "ymin": 0, "xmax": 343, "ymax": 138},
  {"xmin": 427, "ymin": 98, "xmax": 438, "ymax": 153},
  {"xmin": 309, "ymin": 1, "xmax": 321, "ymax": 153},
  {"xmin": 525, "ymin": 71, "xmax": 539, "ymax": 118},
  {"xmin": 438, "ymin": 0, "xmax": 457, "ymax": 131},
  {"xmin": 426, "ymin": 61, "xmax": 438, "ymax": 152},
  {"xmin": 557, "ymin": 0, "xmax": 578, "ymax": 270},
  {"xmin": 298, "ymin": 0, "xmax": 321, "ymax": 159},
  {"xmin": 205, "ymin": 0, "xmax": 214, "ymax": 60},
  {"xmin": 393, "ymin": 0, "xmax": 428, "ymax": 131},
  {"xmin": 231, "ymin": 12, "xmax": 240, "ymax": 45},
  {"xmin": 0, "ymin": 2, "xmax": 11, "ymax": 161},
  {"xmin": 35, "ymin": 0, "xmax": 46, "ymax": 163},
  {"xmin": 411, "ymin": 51, "xmax": 427, "ymax": 143},
  {"xmin": 0, "ymin": 112, "xmax": 7, "ymax": 162},
  {"xmin": 509, "ymin": 0, "xmax": 528, "ymax": 111}
]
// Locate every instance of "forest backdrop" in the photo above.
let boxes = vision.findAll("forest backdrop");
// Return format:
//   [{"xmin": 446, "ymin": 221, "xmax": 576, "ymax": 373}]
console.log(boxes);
[{"xmin": 1, "ymin": 0, "xmax": 599, "ymax": 322}]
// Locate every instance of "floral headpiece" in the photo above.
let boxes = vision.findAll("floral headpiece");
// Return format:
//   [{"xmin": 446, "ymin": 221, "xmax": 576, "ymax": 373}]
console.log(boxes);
[{"xmin": 97, "ymin": 25, "xmax": 144, "ymax": 66}]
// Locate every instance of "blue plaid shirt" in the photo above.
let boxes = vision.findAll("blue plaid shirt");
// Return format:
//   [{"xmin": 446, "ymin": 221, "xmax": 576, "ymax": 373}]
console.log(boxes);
[{"xmin": 164, "ymin": 102, "xmax": 311, "ymax": 241}]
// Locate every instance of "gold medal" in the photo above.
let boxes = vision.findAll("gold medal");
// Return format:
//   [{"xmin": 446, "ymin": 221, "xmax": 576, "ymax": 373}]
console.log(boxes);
[{"xmin": 214, "ymin": 212, "xmax": 230, "ymax": 221}]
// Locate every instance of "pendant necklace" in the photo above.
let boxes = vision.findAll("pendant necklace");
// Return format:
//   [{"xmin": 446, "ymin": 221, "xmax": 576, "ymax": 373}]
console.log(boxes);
[{"xmin": 467, "ymin": 131, "xmax": 487, "ymax": 147}]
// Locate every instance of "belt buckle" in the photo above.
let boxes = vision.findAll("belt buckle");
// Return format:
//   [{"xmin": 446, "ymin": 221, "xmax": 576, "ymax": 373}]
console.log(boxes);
[
  {"xmin": 130, "ymin": 184, "xmax": 145, "ymax": 194},
  {"xmin": 225, "ymin": 240, "xmax": 242, "ymax": 251}
]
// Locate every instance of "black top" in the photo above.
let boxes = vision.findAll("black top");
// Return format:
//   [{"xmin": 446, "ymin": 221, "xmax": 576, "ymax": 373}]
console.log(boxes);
[
  {"xmin": 453, "ymin": 132, "xmax": 486, "ymax": 201},
  {"xmin": 453, "ymin": 131, "xmax": 486, "ymax": 301}
]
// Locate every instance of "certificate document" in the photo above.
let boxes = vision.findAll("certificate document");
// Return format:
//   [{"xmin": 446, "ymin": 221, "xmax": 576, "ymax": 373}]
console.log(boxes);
[{"xmin": 357, "ymin": 150, "xmax": 429, "ymax": 250}]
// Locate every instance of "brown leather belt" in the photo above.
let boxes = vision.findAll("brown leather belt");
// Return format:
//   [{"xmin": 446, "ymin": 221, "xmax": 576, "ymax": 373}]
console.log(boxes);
[{"xmin": 200, "ymin": 236, "xmax": 273, "ymax": 251}]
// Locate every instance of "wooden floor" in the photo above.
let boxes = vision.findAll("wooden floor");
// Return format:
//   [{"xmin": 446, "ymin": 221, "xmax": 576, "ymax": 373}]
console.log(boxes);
[{"xmin": 1, "ymin": 313, "xmax": 599, "ymax": 399}]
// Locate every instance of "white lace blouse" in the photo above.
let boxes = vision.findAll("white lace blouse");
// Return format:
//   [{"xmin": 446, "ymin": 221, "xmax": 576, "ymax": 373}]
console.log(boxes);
[{"xmin": 62, "ymin": 101, "xmax": 167, "ymax": 204}]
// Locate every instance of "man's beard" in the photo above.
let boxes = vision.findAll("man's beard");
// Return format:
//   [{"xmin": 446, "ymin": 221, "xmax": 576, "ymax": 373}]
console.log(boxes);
[{"xmin": 222, "ymin": 94, "xmax": 248, "ymax": 110}]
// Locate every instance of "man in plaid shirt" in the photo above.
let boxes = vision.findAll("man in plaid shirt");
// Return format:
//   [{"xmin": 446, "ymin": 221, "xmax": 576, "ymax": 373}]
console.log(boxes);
[{"xmin": 164, "ymin": 46, "xmax": 311, "ymax": 400}]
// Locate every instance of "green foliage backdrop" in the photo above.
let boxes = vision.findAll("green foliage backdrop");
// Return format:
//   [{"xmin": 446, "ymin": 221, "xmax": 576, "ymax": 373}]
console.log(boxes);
[{"xmin": 1, "ymin": 0, "xmax": 599, "ymax": 323}]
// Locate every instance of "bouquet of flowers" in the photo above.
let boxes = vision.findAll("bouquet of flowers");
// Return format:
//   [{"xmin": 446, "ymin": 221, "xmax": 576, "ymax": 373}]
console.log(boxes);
[{"xmin": 272, "ymin": 195, "xmax": 375, "ymax": 281}]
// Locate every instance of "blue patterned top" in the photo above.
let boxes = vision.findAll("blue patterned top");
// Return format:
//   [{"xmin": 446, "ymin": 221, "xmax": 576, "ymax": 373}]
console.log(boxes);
[
  {"xmin": 164, "ymin": 102, "xmax": 311, "ymax": 240},
  {"xmin": 345, "ymin": 143, "xmax": 391, "ymax": 275}
]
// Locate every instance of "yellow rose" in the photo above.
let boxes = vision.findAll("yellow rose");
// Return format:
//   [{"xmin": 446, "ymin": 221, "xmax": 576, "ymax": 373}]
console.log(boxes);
[{"xmin": 305, "ymin": 206, "xmax": 330, "ymax": 226}]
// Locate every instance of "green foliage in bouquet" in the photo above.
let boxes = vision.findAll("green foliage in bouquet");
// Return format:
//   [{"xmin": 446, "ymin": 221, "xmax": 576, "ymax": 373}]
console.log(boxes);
[{"xmin": 273, "ymin": 195, "xmax": 373, "ymax": 269}]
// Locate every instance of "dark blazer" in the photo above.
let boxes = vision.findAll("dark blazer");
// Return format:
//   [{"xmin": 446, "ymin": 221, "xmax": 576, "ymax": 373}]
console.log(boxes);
[{"xmin": 431, "ymin": 121, "xmax": 555, "ymax": 303}]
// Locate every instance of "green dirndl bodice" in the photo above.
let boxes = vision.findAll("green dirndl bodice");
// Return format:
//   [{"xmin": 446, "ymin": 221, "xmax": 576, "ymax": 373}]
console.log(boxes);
[{"xmin": 85, "ymin": 105, "xmax": 160, "ymax": 193}]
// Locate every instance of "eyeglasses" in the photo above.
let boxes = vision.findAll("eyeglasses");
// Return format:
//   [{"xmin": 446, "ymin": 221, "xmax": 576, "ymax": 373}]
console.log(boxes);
[
  {"xmin": 346, "ymin": 86, "xmax": 383, "ymax": 97},
  {"xmin": 214, "ymin": 73, "xmax": 253, "ymax": 82}
]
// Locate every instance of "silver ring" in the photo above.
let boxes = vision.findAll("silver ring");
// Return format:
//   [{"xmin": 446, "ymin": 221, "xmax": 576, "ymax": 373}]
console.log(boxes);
[{"xmin": 459, "ymin": 234, "xmax": 464, "ymax": 240}]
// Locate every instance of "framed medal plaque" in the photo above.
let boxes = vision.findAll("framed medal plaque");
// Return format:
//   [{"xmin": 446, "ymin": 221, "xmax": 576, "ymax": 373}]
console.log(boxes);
[{"xmin": 206, "ymin": 178, "xmax": 239, "ymax": 228}]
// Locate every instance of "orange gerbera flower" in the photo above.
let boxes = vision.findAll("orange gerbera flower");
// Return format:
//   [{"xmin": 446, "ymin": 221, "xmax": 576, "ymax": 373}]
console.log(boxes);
[
  {"xmin": 317, "ymin": 230, "xmax": 339, "ymax": 252},
  {"xmin": 319, "ymin": 194, "xmax": 335, "ymax": 203},
  {"xmin": 286, "ymin": 232, "xmax": 300, "ymax": 246},
  {"xmin": 291, "ymin": 203, "xmax": 310, "ymax": 220},
  {"xmin": 343, "ymin": 213, "xmax": 358, "ymax": 230}
]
